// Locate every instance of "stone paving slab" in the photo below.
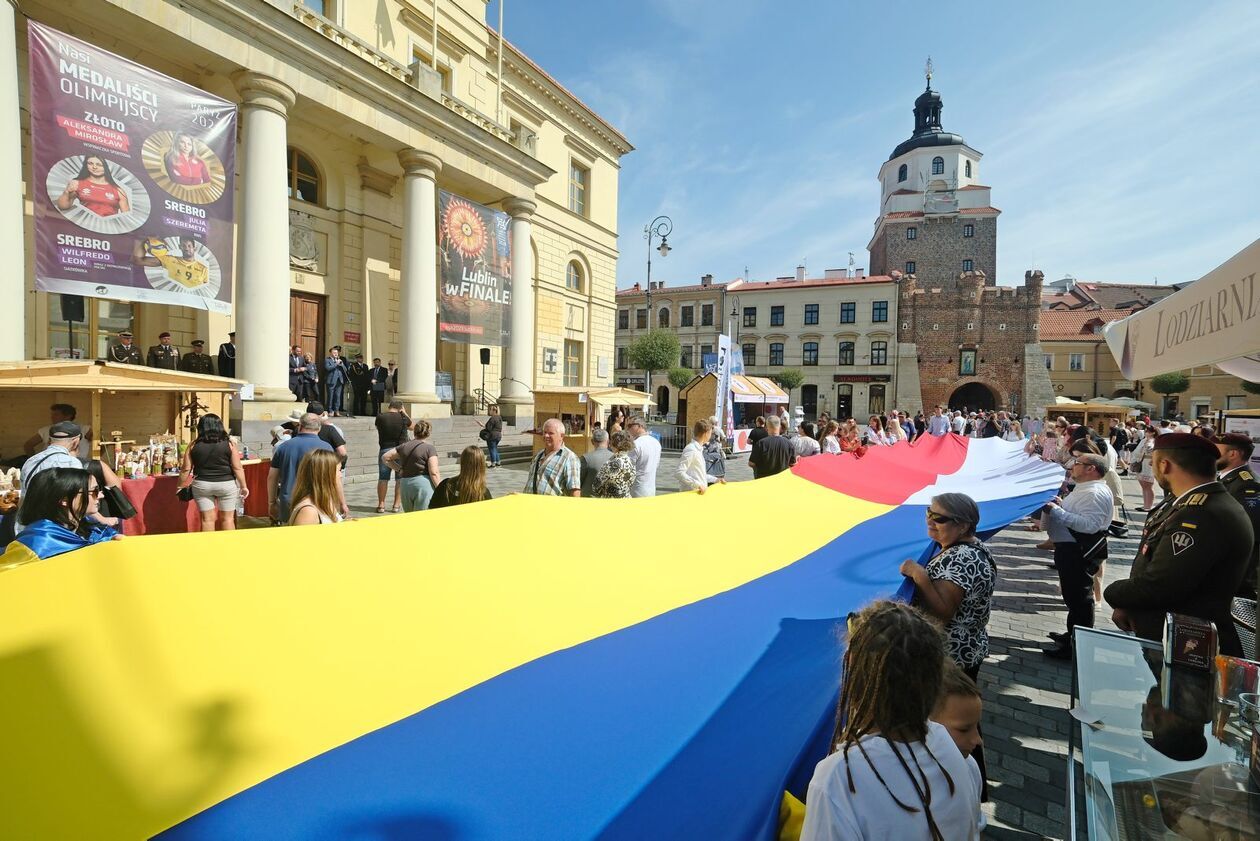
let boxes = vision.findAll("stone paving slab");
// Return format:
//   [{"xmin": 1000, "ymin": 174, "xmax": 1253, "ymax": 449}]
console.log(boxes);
[{"xmin": 343, "ymin": 451, "xmax": 1151, "ymax": 839}]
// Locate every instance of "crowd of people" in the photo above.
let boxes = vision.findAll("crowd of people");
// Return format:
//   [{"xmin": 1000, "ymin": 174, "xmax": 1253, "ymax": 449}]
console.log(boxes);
[{"xmin": 3, "ymin": 390, "xmax": 1258, "ymax": 840}]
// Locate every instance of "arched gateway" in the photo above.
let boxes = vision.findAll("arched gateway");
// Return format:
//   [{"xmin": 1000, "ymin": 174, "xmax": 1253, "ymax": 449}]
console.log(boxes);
[{"xmin": 949, "ymin": 382, "xmax": 997, "ymax": 411}]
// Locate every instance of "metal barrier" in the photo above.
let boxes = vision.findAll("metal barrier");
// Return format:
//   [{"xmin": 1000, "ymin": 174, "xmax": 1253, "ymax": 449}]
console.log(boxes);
[{"xmin": 649, "ymin": 423, "xmax": 688, "ymax": 451}]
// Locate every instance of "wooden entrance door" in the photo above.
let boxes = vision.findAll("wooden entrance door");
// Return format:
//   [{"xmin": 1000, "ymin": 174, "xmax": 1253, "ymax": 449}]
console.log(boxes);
[{"xmin": 289, "ymin": 292, "xmax": 325, "ymax": 360}]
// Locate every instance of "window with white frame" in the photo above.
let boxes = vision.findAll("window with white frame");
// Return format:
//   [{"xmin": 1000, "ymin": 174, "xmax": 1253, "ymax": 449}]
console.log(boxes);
[
  {"xmin": 1069, "ymin": 353, "xmax": 1084, "ymax": 371},
  {"xmin": 568, "ymin": 160, "xmax": 589, "ymax": 216}
]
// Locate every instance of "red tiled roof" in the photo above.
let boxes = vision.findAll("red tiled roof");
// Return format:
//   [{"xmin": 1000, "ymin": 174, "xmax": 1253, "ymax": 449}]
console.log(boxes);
[
  {"xmin": 1038, "ymin": 308, "xmax": 1135, "ymax": 340},
  {"xmin": 728, "ymin": 275, "xmax": 894, "ymax": 292},
  {"xmin": 958, "ymin": 184, "xmax": 990, "ymax": 191},
  {"xmin": 615, "ymin": 281, "xmax": 730, "ymax": 297},
  {"xmin": 889, "ymin": 188, "xmax": 919, "ymax": 196},
  {"xmin": 885, "ymin": 211, "xmax": 924, "ymax": 219},
  {"xmin": 959, "ymin": 206, "xmax": 1001, "ymax": 215}
]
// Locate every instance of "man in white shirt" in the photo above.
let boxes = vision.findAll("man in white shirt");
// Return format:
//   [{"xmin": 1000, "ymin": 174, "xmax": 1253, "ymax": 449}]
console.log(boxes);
[
  {"xmin": 927, "ymin": 406, "xmax": 951, "ymax": 436},
  {"xmin": 1042, "ymin": 453, "xmax": 1114, "ymax": 659},
  {"xmin": 951, "ymin": 411, "xmax": 967, "ymax": 435},
  {"xmin": 626, "ymin": 416, "xmax": 661, "ymax": 498},
  {"xmin": 24, "ymin": 403, "xmax": 92, "ymax": 460}
]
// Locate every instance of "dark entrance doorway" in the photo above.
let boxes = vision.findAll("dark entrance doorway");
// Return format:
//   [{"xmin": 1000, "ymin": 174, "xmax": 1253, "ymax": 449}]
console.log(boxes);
[
  {"xmin": 835, "ymin": 384, "xmax": 853, "ymax": 420},
  {"xmin": 801, "ymin": 384, "xmax": 817, "ymax": 419},
  {"xmin": 656, "ymin": 385, "xmax": 670, "ymax": 417},
  {"xmin": 949, "ymin": 382, "xmax": 997, "ymax": 412}
]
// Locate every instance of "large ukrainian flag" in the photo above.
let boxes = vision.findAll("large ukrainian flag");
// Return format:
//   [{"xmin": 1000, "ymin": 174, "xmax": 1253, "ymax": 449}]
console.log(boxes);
[{"xmin": 0, "ymin": 435, "xmax": 1061, "ymax": 840}]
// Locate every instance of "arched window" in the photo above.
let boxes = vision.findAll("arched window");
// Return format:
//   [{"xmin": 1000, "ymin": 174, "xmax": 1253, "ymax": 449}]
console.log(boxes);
[
  {"xmin": 964, "ymin": 160, "xmax": 972, "ymax": 178},
  {"xmin": 897, "ymin": 163, "xmax": 908, "ymax": 183},
  {"xmin": 931, "ymin": 156, "xmax": 944, "ymax": 175},
  {"xmin": 287, "ymin": 147, "xmax": 321, "ymax": 204},
  {"xmin": 658, "ymin": 307, "xmax": 670, "ymax": 328},
  {"xmin": 565, "ymin": 260, "xmax": 585, "ymax": 292},
  {"xmin": 803, "ymin": 341, "xmax": 819, "ymax": 366}
]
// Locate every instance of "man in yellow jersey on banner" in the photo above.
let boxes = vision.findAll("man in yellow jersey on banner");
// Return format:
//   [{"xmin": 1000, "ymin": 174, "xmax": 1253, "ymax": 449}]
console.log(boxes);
[{"xmin": 131, "ymin": 235, "xmax": 209, "ymax": 288}]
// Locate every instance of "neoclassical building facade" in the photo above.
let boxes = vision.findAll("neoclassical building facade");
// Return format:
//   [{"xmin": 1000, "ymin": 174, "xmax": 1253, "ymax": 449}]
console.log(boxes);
[{"xmin": 2, "ymin": 0, "xmax": 630, "ymax": 423}]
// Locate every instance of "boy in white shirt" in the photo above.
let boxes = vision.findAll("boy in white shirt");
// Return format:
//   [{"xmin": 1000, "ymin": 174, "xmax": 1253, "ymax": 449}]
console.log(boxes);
[{"xmin": 931, "ymin": 661, "xmax": 988, "ymax": 832}]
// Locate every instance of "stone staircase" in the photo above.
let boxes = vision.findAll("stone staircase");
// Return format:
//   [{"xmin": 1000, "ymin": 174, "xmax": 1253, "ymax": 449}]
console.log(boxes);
[{"xmin": 333, "ymin": 414, "xmax": 534, "ymax": 486}]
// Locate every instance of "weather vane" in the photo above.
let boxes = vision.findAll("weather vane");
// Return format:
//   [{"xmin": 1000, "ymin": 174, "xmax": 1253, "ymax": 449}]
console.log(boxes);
[{"xmin": 925, "ymin": 56, "xmax": 934, "ymax": 88}]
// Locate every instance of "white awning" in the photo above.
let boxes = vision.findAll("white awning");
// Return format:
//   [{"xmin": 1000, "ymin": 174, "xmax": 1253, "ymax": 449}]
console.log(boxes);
[{"xmin": 1102, "ymin": 237, "xmax": 1260, "ymax": 382}]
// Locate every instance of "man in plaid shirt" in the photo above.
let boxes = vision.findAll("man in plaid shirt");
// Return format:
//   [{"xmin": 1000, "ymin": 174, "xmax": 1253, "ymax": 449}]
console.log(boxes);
[{"xmin": 525, "ymin": 418, "xmax": 581, "ymax": 497}]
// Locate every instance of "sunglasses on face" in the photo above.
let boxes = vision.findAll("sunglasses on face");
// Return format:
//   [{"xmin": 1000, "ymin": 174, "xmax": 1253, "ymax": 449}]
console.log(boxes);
[
  {"xmin": 926, "ymin": 511, "xmax": 960, "ymax": 525},
  {"xmin": 86, "ymin": 485, "xmax": 104, "ymax": 497}
]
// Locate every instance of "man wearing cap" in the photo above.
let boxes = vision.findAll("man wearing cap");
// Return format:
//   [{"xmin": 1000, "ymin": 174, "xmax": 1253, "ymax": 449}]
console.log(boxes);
[
  {"xmin": 1218, "ymin": 432, "xmax": 1260, "ymax": 598},
  {"xmin": 179, "ymin": 340, "xmax": 216, "ymax": 375},
  {"xmin": 20, "ymin": 422, "xmax": 85, "ymax": 490},
  {"xmin": 1105, "ymin": 432, "xmax": 1255, "ymax": 656},
  {"xmin": 217, "ymin": 331, "xmax": 236, "ymax": 379},
  {"xmin": 107, "ymin": 330, "xmax": 143, "ymax": 365},
  {"xmin": 147, "ymin": 332, "xmax": 179, "ymax": 370}
]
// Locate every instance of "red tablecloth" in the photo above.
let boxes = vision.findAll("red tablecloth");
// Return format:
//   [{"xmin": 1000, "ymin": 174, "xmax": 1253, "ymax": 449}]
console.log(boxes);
[{"xmin": 119, "ymin": 460, "xmax": 270, "ymax": 535}]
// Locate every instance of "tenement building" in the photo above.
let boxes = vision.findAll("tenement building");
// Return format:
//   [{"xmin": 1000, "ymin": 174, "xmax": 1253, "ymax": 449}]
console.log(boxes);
[
  {"xmin": 3, "ymin": 0, "xmax": 630, "ymax": 428},
  {"xmin": 615, "ymin": 267, "xmax": 900, "ymax": 421}
]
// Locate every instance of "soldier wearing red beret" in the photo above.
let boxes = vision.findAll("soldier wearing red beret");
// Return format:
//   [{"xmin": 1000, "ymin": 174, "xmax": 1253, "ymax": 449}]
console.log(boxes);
[{"xmin": 1105, "ymin": 432, "xmax": 1254, "ymax": 655}]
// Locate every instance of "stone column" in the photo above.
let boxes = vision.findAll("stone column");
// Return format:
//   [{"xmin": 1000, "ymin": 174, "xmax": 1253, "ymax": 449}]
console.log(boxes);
[
  {"xmin": 499, "ymin": 197, "xmax": 536, "ymax": 425},
  {"xmin": 231, "ymin": 71, "xmax": 296, "ymax": 400},
  {"xmin": 0, "ymin": 1, "xmax": 26, "ymax": 360},
  {"xmin": 394, "ymin": 149, "xmax": 442, "ymax": 407}
]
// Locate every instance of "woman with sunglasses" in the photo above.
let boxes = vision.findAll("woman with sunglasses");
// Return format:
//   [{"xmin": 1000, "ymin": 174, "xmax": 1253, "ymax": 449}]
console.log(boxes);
[
  {"xmin": 899, "ymin": 492, "xmax": 994, "ymax": 798},
  {"xmin": 1, "ymin": 467, "xmax": 121, "ymax": 569}
]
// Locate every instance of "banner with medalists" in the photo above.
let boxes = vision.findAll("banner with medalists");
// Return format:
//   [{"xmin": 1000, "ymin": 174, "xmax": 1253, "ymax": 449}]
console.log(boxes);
[
  {"xmin": 28, "ymin": 21, "xmax": 237, "ymax": 314},
  {"xmin": 438, "ymin": 190, "xmax": 512, "ymax": 346}
]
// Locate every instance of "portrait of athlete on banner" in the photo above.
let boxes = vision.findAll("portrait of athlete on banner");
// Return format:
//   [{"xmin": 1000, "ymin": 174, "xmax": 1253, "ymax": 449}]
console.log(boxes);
[
  {"xmin": 131, "ymin": 235, "xmax": 223, "ymax": 301},
  {"xmin": 46, "ymin": 153, "xmax": 151, "ymax": 235},
  {"xmin": 141, "ymin": 129, "xmax": 228, "ymax": 205}
]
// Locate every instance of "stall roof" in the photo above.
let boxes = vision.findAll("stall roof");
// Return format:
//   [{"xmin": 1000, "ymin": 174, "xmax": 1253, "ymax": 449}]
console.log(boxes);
[
  {"xmin": 531, "ymin": 386, "xmax": 655, "ymax": 409},
  {"xmin": 681, "ymin": 372, "xmax": 789, "ymax": 404},
  {"xmin": 0, "ymin": 360, "xmax": 245, "ymax": 392},
  {"xmin": 744, "ymin": 376, "xmax": 789, "ymax": 404}
]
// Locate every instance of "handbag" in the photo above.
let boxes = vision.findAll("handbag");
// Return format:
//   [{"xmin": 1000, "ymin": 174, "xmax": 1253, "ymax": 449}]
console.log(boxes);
[
  {"xmin": 177, "ymin": 484, "xmax": 194, "ymax": 502},
  {"xmin": 102, "ymin": 485, "xmax": 137, "ymax": 519},
  {"xmin": 479, "ymin": 428, "xmax": 490, "ymax": 441}
]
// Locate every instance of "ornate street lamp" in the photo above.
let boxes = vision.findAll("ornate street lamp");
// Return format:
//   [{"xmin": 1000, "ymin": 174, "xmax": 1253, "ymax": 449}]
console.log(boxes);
[{"xmin": 643, "ymin": 215, "xmax": 673, "ymax": 393}]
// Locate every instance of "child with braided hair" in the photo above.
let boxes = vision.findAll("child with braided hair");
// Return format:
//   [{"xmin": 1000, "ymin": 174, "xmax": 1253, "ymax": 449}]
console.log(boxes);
[{"xmin": 800, "ymin": 601, "xmax": 981, "ymax": 841}]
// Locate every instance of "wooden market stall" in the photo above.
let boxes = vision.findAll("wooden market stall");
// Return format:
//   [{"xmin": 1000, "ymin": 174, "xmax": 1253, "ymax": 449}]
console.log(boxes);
[
  {"xmin": 679, "ymin": 373, "xmax": 789, "ymax": 453},
  {"xmin": 530, "ymin": 386, "xmax": 654, "ymax": 456},
  {"xmin": 0, "ymin": 360, "xmax": 268, "ymax": 534},
  {"xmin": 1051, "ymin": 399, "xmax": 1134, "ymax": 437}
]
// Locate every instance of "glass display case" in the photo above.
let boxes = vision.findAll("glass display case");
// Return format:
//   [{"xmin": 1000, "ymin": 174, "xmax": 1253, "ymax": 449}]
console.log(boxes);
[{"xmin": 1069, "ymin": 626, "xmax": 1260, "ymax": 839}]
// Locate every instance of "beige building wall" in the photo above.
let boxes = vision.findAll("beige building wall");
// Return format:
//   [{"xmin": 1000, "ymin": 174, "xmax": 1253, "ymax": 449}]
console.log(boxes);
[{"xmin": 15, "ymin": 0, "xmax": 628, "ymax": 420}]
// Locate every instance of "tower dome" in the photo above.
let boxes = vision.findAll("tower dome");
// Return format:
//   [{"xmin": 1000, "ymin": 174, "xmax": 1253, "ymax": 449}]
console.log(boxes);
[{"xmin": 888, "ymin": 62, "xmax": 966, "ymax": 160}]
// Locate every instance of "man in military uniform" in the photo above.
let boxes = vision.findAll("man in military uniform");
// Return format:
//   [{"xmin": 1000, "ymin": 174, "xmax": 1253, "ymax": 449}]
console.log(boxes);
[
  {"xmin": 147, "ymin": 331, "xmax": 180, "ymax": 370},
  {"xmin": 180, "ymin": 339, "xmax": 216, "ymax": 375},
  {"xmin": 217, "ymin": 331, "xmax": 236, "ymax": 379},
  {"xmin": 107, "ymin": 330, "xmax": 143, "ymax": 365},
  {"xmin": 1218, "ymin": 432, "xmax": 1260, "ymax": 598},
  {"xmin": 348, "ymin": 353, "xmax": 371, "ymax": 417},
  {"xmin": 1105, "ymin": 432, "xmax": 1255, "ymax": 656}
]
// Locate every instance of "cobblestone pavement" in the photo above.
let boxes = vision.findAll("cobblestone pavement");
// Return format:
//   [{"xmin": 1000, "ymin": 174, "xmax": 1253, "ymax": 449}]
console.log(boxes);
[{"xmin": 346, "ymin": 451, "xmax": 1147, "ymax": 839}]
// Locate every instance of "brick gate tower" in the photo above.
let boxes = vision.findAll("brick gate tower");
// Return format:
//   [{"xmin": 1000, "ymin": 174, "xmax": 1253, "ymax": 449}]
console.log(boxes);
[{"xmin": 878, "ymin": 62, "xmax": 1054, "ymax": 416}]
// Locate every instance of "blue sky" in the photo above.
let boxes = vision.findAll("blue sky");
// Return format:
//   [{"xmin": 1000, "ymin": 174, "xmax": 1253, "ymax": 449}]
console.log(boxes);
[{"xmin": 490, "ymin": 1, "xmax": 1260, "ymax": 289}]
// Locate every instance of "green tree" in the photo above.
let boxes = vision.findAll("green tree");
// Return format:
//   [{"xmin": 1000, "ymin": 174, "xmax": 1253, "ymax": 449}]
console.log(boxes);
[
  {"xmin": 1242, "ymin": 379, "xmax": 1260, "ymax": 396},
  {"xmin": 1149, "ymin": 372, "xmax": 1190, "ymax": 416},
  {"xmin": 668, "ymin": 367, "xmax": 695, "ymax": 390},
  {"xmin": 627, "ymin": 330, "xmax": 682, "ymax": 394},
  {"xmin": 775, "ymin": 368, "xmax": 806, "ymax": 409}
]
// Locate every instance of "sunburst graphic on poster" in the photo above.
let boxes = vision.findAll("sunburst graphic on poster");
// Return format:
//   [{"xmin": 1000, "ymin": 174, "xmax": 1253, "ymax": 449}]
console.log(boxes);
[
  {"xmin": 45, "ymin": 155, "xmax": 151, "ymax": 235},
  {"xmin": 442, "ymin": 197, "xmax": 488, "ymax": 261},
  {"xmin": 141, "ymin": 130, "xmax": 228, "ymax": 205}
]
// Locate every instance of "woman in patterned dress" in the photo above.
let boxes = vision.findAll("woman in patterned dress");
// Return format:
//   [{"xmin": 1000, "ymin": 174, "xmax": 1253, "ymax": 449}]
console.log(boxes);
[
  {"xmin": 591, "ymin": 431, "xmax": 638, "ymax": 498},
  {"xmin": 899, "ymin": 492, "xmax": 995, "ymax": 798}
]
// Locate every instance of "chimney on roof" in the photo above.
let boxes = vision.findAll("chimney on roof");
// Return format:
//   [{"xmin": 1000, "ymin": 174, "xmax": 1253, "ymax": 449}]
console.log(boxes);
[
  {"xmin": 700, "ymin": 274, "xmax": 712, "ymax": 287},
  {"xmin": 824, "ymin": 268, "xmax": 845, "ymax": 279},
  {"xmin": 855, "ymin": 268, "xmax": 865, "ymax": 278},
  {"xmin": 795, "ymin": 264, "xmax": 806, "ymax": 282},
  {"xmin": 632, "ymin": 282, "xmax": 640, "ymax": 291}
]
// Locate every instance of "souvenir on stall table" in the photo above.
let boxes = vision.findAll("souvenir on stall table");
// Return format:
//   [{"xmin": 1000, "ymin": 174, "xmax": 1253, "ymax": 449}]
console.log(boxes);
[
  {"xmin": 0, "ymin": 467, "xmax": 19, "ymax": 493},
  {"xmin": 1164, "ymin": 613, "xmax": 1218, "ymax": 671}
]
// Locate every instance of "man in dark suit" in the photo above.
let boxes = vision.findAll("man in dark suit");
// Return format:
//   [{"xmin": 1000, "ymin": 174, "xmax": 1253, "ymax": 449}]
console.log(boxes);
[
  {"xmin": 179, "ymin": 339, "xmax": 216, "ymax": 374},
  {"xmin": 217, "ymin": 331, "xmax": 236, "ymax": 378},
  {"xmin": 146, "ymin": 332, "xmax": 179, "ymax": 370},
  {"xmin": 369, "ymin": 357, "xmax": 389, "ymax": 416},
  {"xmin": 349, "ymin": 354, "xmax": 371, "ymax": 417},
  {"xmin": 323, "ymin": 346, "xmax": 348, "ymax": 416},
  {"xmin": 288, "ymin": 345, "xmax": 307, "ymax": 400}
]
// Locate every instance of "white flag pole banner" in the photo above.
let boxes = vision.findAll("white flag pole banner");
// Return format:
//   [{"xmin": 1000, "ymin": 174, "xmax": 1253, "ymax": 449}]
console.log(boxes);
[{"xmin": 1103, "ymin": 238, "xmax": 1260, "ymax": 382}]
